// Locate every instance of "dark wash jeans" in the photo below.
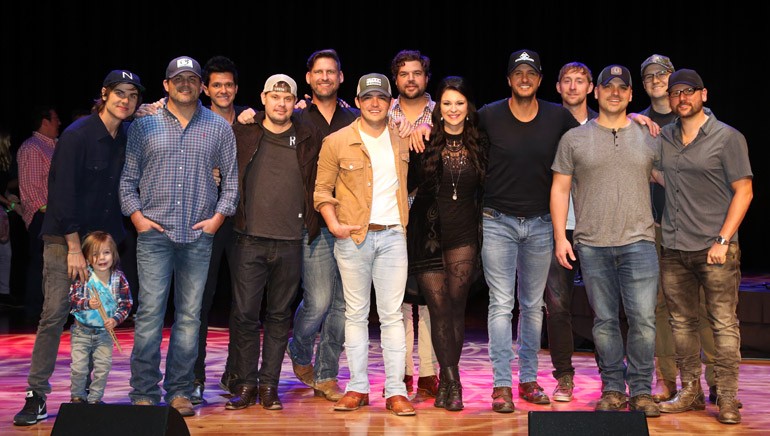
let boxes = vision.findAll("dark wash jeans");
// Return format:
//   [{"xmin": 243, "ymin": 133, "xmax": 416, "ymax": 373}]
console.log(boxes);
[
  {"xmin": 229, "ymin": 233, "xmax": 302, "ymax": 387},
  {"xmin": 660, "ymin": 243, "xmax": 742, "ymax": 395},
  {"xmin": 545, "ymin": 230, "xmax": 580, "ymax": 379}
]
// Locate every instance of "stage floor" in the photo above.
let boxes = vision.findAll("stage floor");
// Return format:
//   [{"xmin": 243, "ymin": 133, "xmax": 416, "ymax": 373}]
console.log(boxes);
[{"xmin": 1, "ymin": 327, "xmax": 768, "ymax": 435}]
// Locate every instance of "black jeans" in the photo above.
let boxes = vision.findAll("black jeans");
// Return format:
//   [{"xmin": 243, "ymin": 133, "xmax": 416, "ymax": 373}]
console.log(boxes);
[
  {"xmin": 194, "ymin": 217, "xmax": 234, "ymax": 382},
  {"xmin": 229, "ymin": 233, "xmax": 302, "ymax": 387},
  {"xmin": 544, "ymin": 230, "xmax": 580, "ymax": 379}
]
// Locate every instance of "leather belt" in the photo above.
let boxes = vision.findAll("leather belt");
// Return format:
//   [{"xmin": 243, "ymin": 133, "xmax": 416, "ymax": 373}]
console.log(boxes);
[{"xmin": 368, "ymin": 223, "xmax": 399, "ymax": 232}]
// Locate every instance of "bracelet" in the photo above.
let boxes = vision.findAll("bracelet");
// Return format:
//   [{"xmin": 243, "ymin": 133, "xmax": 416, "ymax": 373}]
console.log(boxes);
[
  {"xmin": 68, "ymin": 250, "xmax": 82, "ymax": 255},
  {"xmin": 9, "ymin": 202, "xmax": 14, "ymax": 210}
]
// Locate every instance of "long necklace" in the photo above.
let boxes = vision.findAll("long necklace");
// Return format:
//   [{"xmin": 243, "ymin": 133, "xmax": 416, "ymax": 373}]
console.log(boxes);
[{"xmin": 444, "ymin": 141, "xmax": 466, "ymax": 201}]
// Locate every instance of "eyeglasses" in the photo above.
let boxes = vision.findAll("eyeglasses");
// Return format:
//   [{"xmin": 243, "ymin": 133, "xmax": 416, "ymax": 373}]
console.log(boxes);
[
  {"xmin": 668, "ymin": 87, "xmax": 702, "ymax": 98},
  {"xmin": 642, "ymin": 70, "xmax": 671, "ymax": 84}
]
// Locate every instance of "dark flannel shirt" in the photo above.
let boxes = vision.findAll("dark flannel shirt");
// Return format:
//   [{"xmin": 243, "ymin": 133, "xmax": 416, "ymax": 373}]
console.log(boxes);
[
  {"xmin": 120, "ymin": 101, "xmax": 238, "ymax": 243},
  {"xmin": 41, "ymin": 113, "xmax": 127, "ymax": 244}
]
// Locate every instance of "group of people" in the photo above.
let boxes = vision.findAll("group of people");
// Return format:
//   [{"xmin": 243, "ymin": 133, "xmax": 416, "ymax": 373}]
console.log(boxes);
[{"xmin": 11, "ymin": 47, "xmax": 751, "ymax": 427}]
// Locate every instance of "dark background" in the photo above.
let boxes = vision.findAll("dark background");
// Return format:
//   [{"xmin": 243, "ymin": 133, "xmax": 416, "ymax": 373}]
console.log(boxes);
[{"xmin": 1, "ymin": 2, "xmax": 766, "ymax": 273}]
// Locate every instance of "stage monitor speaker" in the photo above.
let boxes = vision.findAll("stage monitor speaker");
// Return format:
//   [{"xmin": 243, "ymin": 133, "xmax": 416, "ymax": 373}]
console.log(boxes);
[
  {"xmin": 528, "ymin": 411, "xmax": 649, "ymax": 436},
  {"xmin": 52, "ymin": 403, "xmax": 190, "ymax": 436}
]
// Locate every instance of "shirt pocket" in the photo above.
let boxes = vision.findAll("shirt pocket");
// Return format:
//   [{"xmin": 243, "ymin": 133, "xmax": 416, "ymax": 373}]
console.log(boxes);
[{"xmin": 339, "ymin": 158, "xmax": 365, "ymax": 185}]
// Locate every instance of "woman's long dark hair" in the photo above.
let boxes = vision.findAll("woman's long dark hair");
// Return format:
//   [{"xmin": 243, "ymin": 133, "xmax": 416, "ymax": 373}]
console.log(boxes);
[{"xmin": 421, "ymin": 76, "xmax": 486, "ymax": 191}]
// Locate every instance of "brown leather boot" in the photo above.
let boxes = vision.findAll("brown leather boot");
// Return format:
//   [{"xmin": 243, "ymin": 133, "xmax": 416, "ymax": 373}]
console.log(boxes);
[
  {"xmin": 386, "ymin": 395, "xmax": 416, "ymax": 416},
  {"xmin": 334, "ymin": 391, "xmax": 369, "ymax": 411},
  {"xmin": 313, "ymin": 379, "xmax": 345, "ymax": 402},
  {"xmin": 717, "ymin": 395, "xmax": 741, "ymax": 424},
  {"xmin": 651, "ymin": 379, "xmax": 677, "ymax": 402},
  {"xmin": 491, "ymin": 387, "xmax": 514, "ymax": 413},
  {"xmin": 659, "ymin": 379, "xmax": 705, "ymax": 413},
  {"xmin": 417, "ymin": 375, "xmax": 439, "ymax": 397}
]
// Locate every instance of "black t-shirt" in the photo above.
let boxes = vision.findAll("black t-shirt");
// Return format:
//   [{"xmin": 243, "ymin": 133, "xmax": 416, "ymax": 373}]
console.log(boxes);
[
  {"xmin": 242, "ymin": 125, "xmax": 304, "ymax": 240},
  {"xmin": 479, "ymin": 98, "xmax": 579, "ymax": 217}
]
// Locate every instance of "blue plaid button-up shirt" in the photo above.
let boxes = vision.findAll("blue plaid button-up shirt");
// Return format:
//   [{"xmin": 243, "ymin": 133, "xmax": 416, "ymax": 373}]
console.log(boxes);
[{"xmin": 120, "ymin": 101, "xmax": 238, "ymax": 243}]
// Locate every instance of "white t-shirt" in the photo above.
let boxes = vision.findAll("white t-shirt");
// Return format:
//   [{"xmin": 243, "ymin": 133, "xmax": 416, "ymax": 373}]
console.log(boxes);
[{"xmin": 360, "ymin": 128, "xmax": 400, "ymax": 225}]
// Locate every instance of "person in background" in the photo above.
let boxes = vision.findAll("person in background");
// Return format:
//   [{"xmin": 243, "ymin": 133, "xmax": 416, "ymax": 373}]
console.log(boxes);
[
  {"xmin": 388, "ymin": 49, "xmax": 439, "ymax": 397},
  {"xmin": 286, "ymin": 49, "xmax": 359, "ymax": 402},
  {"xmin": 0, "ymin": 128, "xmax": 21, "ymax": 308},
  {"xmin": 544, "ymin": 61, "xmax": 598, "ymax": 403},
  {"xmin": 17, "ymin": 105, "xmax": 60, "ymax": 320},
  {"xmin": 192, "ymin": 55, "xmax": 249, "ymax": 404}
]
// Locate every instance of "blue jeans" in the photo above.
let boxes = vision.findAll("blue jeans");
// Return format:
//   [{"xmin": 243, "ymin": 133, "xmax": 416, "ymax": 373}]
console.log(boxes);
[
  {"xmin": 70, "ymin": 324, "xmax": 113, "ymax": 402},
  {"xmin": 334, "ymin": 227, "xmax": 408, "ymax": 398},
  {"xmin": 129, "ymin": 230, "xmax": 213, "ymax": 404},
  {"xmin": 289, "ymin": 227, "xmax": 345, "ymax": 383},
  {"xmin": 26, "ymin": 242, "xmax": 70, "ymax": 399},
  {"xmin": 229, "ymin": 234, "xmax": 302, "ymax": 387},
  {"xmin": 660, "ymin": 244, "xmax": 742, "ymax": 395},
  {"xmin": 576, "ymin": 241, "xmax": 658, "ymax": 397},
  {"xmin": 482, "ymin": 209, "xmax": 553, "ymax": 386}
]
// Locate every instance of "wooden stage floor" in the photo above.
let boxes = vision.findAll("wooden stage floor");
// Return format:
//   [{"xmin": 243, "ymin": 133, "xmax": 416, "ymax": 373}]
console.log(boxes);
[{"xmin": 1, "ymin": 327, "xmax": 768, "ymax": 435}]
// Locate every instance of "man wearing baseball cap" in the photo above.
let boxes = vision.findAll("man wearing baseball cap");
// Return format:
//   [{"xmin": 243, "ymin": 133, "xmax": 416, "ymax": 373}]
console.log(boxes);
[
  {"xmin": 314, "ymin": 73, "xmax": 415, "ymax": 416},
  {"xmin": 224, "ymin": 73, "xmax": 325, "ymax": 411},
  {"xmin": 657, "ymin": 69, "xmax": 752, "ymax": 425},
  {"xmin": 639, "ymin": 55, "xmax": 723, "ymax": 409},
  {"xmin": 552, "ymin": 64, "xmax": 662, "ymax": 418},
  {"xmin": 122, "ymin": 55, "xmax": 238, "ymax": 417},
  {"xmin": 14, "ymin": 69, "xmax": 144, "ymax": 426},
  {"xmin": 480, "ymin": 49, "xmax": 579, "ymax": 413}
]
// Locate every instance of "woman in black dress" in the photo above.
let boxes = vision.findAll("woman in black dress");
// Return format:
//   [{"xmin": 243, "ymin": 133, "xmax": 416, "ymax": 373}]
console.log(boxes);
[{"xmin": 407, "ymin": 76, "xmax": 487, "ymax": 411}]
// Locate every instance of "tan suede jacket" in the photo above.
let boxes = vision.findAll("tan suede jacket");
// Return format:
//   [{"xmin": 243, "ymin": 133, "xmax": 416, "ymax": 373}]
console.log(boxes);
[{"xmin": 314, "ymin": 119, "xmax": 410, "ymax": 244}]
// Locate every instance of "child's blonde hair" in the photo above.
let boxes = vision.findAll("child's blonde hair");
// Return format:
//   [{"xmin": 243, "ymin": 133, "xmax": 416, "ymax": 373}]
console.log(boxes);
[{"xmin": 81, "ymin": 231, "xmax": 120, "ymax": 272}]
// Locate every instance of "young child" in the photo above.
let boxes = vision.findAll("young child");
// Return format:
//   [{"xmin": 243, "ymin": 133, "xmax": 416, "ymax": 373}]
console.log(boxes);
[{"xmin": 69, "ymin": 231, "xmax": 132, "ymax": 404}]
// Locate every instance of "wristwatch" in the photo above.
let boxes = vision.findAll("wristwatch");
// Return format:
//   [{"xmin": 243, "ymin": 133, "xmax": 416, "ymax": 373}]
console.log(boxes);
[{"xmin": 715, "ymin": 235, "xmax": 729, "ymax": 245}]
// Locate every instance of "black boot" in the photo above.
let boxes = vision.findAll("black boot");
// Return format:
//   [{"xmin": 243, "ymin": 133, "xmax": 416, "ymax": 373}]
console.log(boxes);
[
  {"xmin": 434, "ymin": 368, "xmax": 448, "ymax": 408},
  {"xmin": 443, "ymin": 366, "xmax": 463, "ymax": 411}
]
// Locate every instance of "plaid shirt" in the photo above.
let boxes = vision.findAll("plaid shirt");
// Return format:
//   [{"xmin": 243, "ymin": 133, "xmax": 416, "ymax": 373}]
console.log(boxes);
[
  {"xmin": 120, "ymin": 101, "xmax": 239, "ymax": 243},
  {"xmin": 388, "ymin": 93, "xmax": 435, "ymax": 129},
  {"xmin": 17, "ymin": 132, "xmax": 56, "ymax": 228},
  {"xmin": 69, "ymin": 266, "xmax": 133, "ymax": 327}
]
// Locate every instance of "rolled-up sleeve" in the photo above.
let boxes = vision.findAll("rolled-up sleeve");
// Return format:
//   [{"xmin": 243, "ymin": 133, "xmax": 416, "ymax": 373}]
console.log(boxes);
[
  {"xmin": 314, "ymin": 137, "xmax": 340, "ymax": 211},
  {"xmin": 215, "ymin": 126, "xmax": 239, "ymax": 216},
  {"xmin": 119, "ymin": 122, "xmax": 143, "ymax": 216}
]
